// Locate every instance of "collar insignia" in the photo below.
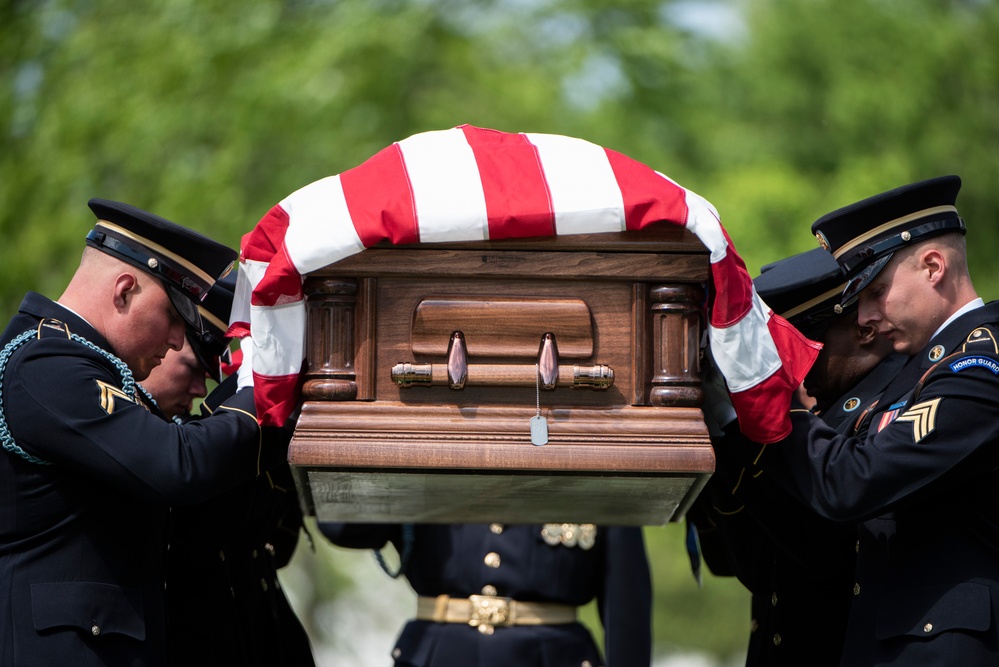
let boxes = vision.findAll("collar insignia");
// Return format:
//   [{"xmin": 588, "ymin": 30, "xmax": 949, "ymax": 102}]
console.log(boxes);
[
  {"xmin": 842, "ymin": 397, "xmax": 861, "ymax": 412},
  {"xmin": 928, "ymin": 345, "xmax": 945, "ymax": 362}
]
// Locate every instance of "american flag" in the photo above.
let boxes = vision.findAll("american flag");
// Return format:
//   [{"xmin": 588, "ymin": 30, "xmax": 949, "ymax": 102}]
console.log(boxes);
[{"xmin": 230, "ymin": 125, "xmax": 819, "ymax": 444}]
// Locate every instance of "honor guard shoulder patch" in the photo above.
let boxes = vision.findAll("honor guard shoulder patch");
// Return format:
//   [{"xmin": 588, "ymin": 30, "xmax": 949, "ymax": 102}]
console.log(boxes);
[
  {"xmin": 896, "ymin": 397, "xmax": 943, "ymax": 443},
  {"xmin": 96, "ymin": 379, "xmax": 137, "ymax": 414},
  {"xmin": 963, "ymin": 327, "xmax": 999, "ymax": 354},
  {"xmin": 948, "ymin": 356, "xmax": 999, "ymax": 375}
]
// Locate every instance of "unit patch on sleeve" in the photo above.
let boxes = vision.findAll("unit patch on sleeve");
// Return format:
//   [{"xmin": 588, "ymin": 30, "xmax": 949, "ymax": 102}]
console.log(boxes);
[
  {"xmin": 949, "ymin": 356, "xmax": 999, "ymax": 375},
  {"xmin": 895, "ymin": 397, "xmax": 943, "ymax": 444},
  {"xmin": 96, "ymin": 379, "xmax": 137, "ymax": 415}
]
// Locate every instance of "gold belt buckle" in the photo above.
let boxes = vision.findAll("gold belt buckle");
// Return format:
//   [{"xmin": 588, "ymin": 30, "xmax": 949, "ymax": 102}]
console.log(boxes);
[{"xmin": 468, "ymin": 595, "xmax": 513, "ymax": 634}]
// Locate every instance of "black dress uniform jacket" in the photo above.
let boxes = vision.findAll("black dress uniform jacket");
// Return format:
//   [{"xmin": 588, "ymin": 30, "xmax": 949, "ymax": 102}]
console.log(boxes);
[
  {"xmin": 694, "ymin": 353, "xmax": 905, "ymax": 667},
  {"xmin": 743, "ymin": 300, "xmax": 999, "ymax": 665},
  {"xmin": 165, "ymin": 378, "xmax": 315, "ymax": 667},
  {"xmin": 320, "ymin": 522, "xmax": 652, "ymax": 667},
  {"xmin": 0, "ymin": 293, "xmax": 263, "ymax": 667}
]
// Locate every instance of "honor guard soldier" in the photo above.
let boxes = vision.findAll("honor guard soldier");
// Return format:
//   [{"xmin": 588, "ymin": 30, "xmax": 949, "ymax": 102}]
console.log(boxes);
[
  {"xmin": 149, "ymin": 272, "xmax": 316, "ymax": 667},
  {"xmin": 693, "ymin": 247, "xmax": 903, "ymax": 666},
  {"xmin": 728, "ymin": 176, "xmax": 999, "ymax": 665},
  {"xmin": 319, "ymin": 521, "xmax": 652, "ymax": 667},
  {"xmin": 0, "ymin": 199, "xmax": 274, "ymax": 666}
]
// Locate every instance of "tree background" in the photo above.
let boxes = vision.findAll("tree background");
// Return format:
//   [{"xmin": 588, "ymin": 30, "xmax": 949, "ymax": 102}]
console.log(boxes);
[{"xmin": 4, "ymin": 0, "xmax": 999, "ymax": 663}]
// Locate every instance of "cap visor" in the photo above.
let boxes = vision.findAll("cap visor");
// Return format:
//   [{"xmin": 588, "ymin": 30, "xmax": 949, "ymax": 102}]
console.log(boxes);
[
  {"xmin": 842, "ymin": 253, "xmax": 893, "ymax": 302},
  {"xmin": 167, "ymin": 285, "xmax": 204, "ymax": 334}
]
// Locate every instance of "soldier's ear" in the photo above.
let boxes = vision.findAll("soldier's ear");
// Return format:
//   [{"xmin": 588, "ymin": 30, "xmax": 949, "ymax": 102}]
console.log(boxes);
[
  {"xmin": 920, "ymin": 247, "xmax": 946, "ymax": 286},
  {"xmin": 111, "ymin": 272, "xmax": 139, "ymax": 312},
  {"xmin": 857, "ymin": 322, "xmax": 880, "ymax": 346}
]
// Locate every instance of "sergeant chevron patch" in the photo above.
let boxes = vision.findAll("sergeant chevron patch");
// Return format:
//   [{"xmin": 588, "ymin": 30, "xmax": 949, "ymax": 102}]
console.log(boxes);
[
  {"xmin": 895, "ymin": 397, "xmax": 942, "ymax": 443},
  {"xmin": 96, "ymin": 380, "xmax": 136, "ymax": 414}
]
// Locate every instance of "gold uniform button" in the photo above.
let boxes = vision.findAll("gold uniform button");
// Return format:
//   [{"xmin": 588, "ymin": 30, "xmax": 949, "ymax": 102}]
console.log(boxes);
[
  {"xmin": 489, "ymin": 523, "xmax": 504, "ymax": 534},
  {"xmin": 582, "ymin": 662, "xmax": 593, "ymax": 667},
  {"xmin": 91, "ymin": 624, "xmax": 101, "ymax": 636},
  {"xmin": 261, "ymin": 578, "xmax": 269, "ymax": 591},
  {"xmin": 484, "ymin": 552, "xmax": 501, "ymax": 568},
  {"xmin": 481, "ymin": 585, "xmax": 497, "ymax": 596},
  {"xmin": 856, "ymin": 540, "xmax": 860, "ymax": 553},
  {"xmin": 773, "ymin": 633, "xmax": 781, "ymax": 646},
  {"xmin": 924, "ymin": 623, "xmax": 933, "ymax": 633},
  {"xmin": 771, "ymin": 592, "xmax": 778, "ymax": 607},
  {"xmin": 853, "ymin": 583, "xmax": 861, "ymax": 596},
  {"xmin": 392, "ymin": 648, "xmax": 402, "ymax": 659},
  {"xmin": 219, "ymin": 550, "xmax": 226, "ymax": 562},
  {"xmin": 750, "ymin": 618, "xmax": 759, "ymax": 632}
]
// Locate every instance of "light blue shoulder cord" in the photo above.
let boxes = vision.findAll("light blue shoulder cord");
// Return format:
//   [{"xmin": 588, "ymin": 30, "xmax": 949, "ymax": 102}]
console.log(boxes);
[
  {"xmin": 0, "ymin": 328, "xmax": 138, "ymax": 465},
  {"xmin": 374, "ymin": 523, "xmax": 415, "ymax": 578}
]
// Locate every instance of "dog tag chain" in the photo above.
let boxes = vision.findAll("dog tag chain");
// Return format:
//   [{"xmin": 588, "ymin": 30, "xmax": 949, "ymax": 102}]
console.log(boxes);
[{"xmin": 530, "ymin": 363, "xmax": 548, "ymax": 445}]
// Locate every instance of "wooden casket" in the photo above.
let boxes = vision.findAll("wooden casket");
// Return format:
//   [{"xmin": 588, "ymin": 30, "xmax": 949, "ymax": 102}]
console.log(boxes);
[{"xmin": 289, "ymin": 225, "xmax": 715, "ymax": 525}]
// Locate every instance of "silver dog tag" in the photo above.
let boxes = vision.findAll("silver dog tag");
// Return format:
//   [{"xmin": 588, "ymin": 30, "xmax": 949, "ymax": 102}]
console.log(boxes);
[{"xmin": 530, "ymin": 415, "xmax": 549, "ymax": 446}]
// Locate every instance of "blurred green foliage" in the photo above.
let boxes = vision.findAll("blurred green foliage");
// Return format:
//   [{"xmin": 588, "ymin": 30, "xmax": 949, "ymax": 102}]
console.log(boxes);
[{"xmin": 5, "ymin": 0, "xmax": 999, "ymax": 661}]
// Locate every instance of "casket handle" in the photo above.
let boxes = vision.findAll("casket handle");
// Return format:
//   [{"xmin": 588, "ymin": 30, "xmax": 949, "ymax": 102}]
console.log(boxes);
[{"xmin": 392, "ymin": 331, "xmax": 613, "ymax": 391}]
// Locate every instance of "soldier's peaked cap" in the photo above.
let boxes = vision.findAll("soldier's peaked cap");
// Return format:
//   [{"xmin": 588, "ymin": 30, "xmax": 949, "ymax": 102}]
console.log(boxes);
[
  {"xmin": 754, "ymin": 247, "xmax": 848, "ymax": 336},
  {"xmin": 190, "ymin": 270, "xmax": 237, "ymax": 382},
  {"xmin": 811, "ymin": 175, "xmax": 964, "ymax": 302},
  {"xmin": 86, "ymin": 198, "xmax": 237, "ymax": 332}
]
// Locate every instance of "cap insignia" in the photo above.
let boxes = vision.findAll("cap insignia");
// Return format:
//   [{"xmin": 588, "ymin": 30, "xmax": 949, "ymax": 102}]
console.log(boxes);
[{"xmin": 928, "ymin": 345, "xmax": 945, "ymax": 362}]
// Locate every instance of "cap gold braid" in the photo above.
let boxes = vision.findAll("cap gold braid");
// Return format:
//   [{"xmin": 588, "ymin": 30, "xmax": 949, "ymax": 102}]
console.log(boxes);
[
  {"xmin": 198, "ymin": 305, "xmax": 229, "ymax": 334},
  {"xmin": 832, "ymin": 205, "xmax": 957, "ymax": 259},
  {"xmin": 95, "ymin": 220, "xmax": 215, "ymax": 285},
  {"xmin": 777, "ymin": 282, "xmax": 847, "ymax": 320}
]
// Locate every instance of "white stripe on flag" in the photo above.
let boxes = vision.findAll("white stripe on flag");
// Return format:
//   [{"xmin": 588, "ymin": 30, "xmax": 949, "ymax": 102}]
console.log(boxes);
[
  {"xmin": 282, "ymin": 175, "xmax": 366, "ymax": 276},
  {"xmin": 250, "ymin": 300, "xmax": 307, "ymax": 377},
  {"xmin": 230, "ymin": 259, "xmax": 269, "ymax": 328},
  {"xmin": 674, "ymin": 175, "xmax": 727, "ymax": 263},
  {"xmin": 708, "ymin": 292, "xmax": 783, "ymax": 392},
  {"xmin": 398, "ymin": 128, "xmax": 489, "ymax": 243},
  {"xmin": 525, "ymin": 132, "xmax": 625, "ymax": 235}
]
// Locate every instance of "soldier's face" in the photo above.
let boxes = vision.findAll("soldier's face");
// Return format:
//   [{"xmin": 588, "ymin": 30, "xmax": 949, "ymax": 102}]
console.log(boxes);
[
  {"xmin": 116, "ymin": 275, "xmax": 187, "ymax": 381},
  {"xmin": 857, "ymin": 251, "xmax": 935, "ymax": 355},
  {"xmin": 140, "ymin": 339, "xmax": 208, "ymax": 419},
  {"xmin": 805, "ymin": 313, "xmax": 891, "ymax": 413}
]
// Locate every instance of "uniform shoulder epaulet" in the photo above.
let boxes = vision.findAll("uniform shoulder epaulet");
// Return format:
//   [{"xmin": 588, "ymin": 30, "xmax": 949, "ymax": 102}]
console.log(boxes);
[
  {"xmin": 35, "ymin": 318, "xmax": 71, "ymax": 340},
  {"xmin": 912, "ymin": 324, "xmax": 999, "ymax": 402},
  {"xmin": 961, "ymin": 326, "xmax": 999, "ymax": 355}
]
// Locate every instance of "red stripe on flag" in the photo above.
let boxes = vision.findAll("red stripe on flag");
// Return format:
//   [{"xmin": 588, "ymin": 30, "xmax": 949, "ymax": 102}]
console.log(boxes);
[
  {"xmin": 460, "ymin": 125, "xmax": 555, "ymax": 239},
  {"xmin": 241, "ymin": 205, "xmax": 290, "ymax": 264},
  {"xmin": 226, "ymin": 322, "xmax": 250, "ymax": 339},
  {"xmin": 252, "ymin": 371, "xmax": 303, "ymax": 430},
  {"xmin": 251, "ymin": 247, "xmax": 304, "ymax": 308},
  {"xmin": 707, "ymin": 235, "xmax": 754, "ymax": 328},
  {"xmin": 340, "ymin": 143, "xmax": 420, "ymax": 246},
  {"xmin": 605, "ymin": 148, "xmax": 689, "ymax": 231},
  {"xmin": 242, "ymin": 205, "xmax": 304, "ymax": 309},
  {"xmin": 731, "ymin": 314, "xmax": 821, "ymax": 443}
]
